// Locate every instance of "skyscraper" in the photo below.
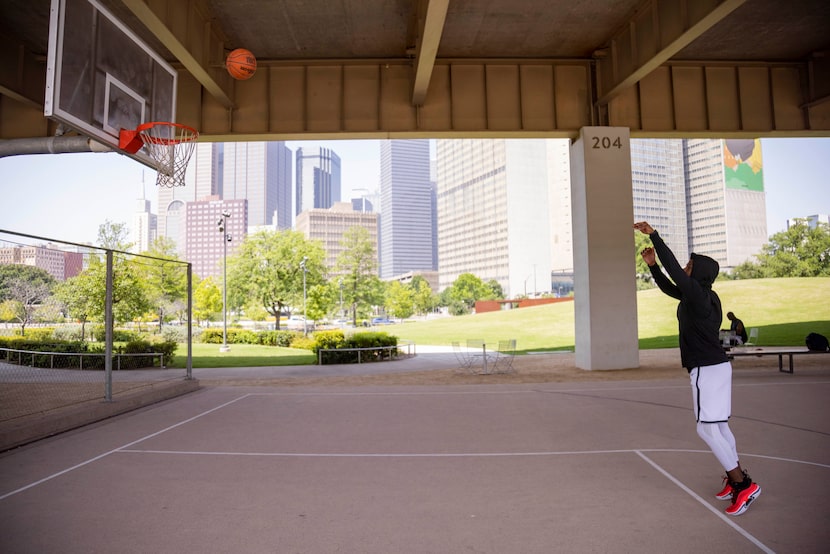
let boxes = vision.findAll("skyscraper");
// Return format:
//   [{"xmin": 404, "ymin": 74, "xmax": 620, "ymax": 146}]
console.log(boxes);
[
  {"xmin": 436, "ymin": 139, "xmax": 552, "ymax": 297},
  {"xmin": 295, "ymin": 146, "xmax": 341, "ymax": 216},
  {"xmin": 158, "ymin": 142, "xmax": 222, "ymax": 256},
  {"xmin": 550, "ymin": 138, "xmax": 767, "ymax": 272},
  {"xmin": 547, "ymin": 140, "xmax": 572, "ymax": 273},
  {"xmin": 685, "ymin": 139, "xmax": 767, "ymax": 268},
  {"xmin": 223, "ymin": 142, "xmax": 292, "ymax": 228},
  {"xmin": 131, "ymin": 195, "xmax": 157, "ymax": 254},
  {"xmin": 379, "ymin": 140, "xmax": 435, "ymax": 278},
  {"xmin": 295, "ymin": 202, "xmax": 379, "ymax": 276},
  {"xmin": 185, "ymin": 197, "xmax": 247, "ymax": 280},
  {"xmin": 631, "ymin": 139, "xmax": 689, "ymax": 262}
]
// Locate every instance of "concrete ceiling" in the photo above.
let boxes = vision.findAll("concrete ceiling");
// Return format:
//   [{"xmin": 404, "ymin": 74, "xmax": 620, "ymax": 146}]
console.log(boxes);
[
  {"xmin": 1, "ymin": 0, "xmax": 829, "ymax": 142},
  {"xmin": 4, "ymin": 0, "xmax": 828, "ymax": 62}
]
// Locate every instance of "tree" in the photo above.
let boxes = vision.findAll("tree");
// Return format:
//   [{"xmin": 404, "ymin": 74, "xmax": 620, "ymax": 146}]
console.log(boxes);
[
  {"xmin": 226, "ymin": 229, "xmax": 326, "ymax": 330},
  {"xmin": 754, "ymin": 220, "xmax": 830, "ymax": 277},
  {"xmin": 56, "ymin": 252, "xmax": 149, "ymax": 328},
  {"xmin": 0, "ymin": 265, "xmax": 55, "ymax": 302},
  {"xmin": 53, "ymin": 271, "xmax": 99, "ymax": 340},
  {"xmin": 306, "ymin": 282, "xmax": 336, "ymax": 323},
  {"xmin": 410, "ymin": 275, "xmax": 437, "ymax": 316},
  {"xmin": 136, "ymin": 237, "xmax": 188, "ymax": 332},
  {"xmin": 335, "ymin": 226, "xmax": 383, "ymax": 325},
  {"xmin": 483, "ymin": 279, "xmax": 504, "ymax": 300},
  {"xmin": 5, "ymin": 277, "xmax": 52, "ymax": 335},
  {"xmin": 385, "ymin": 280, "xmax": 414, "ymax": 319},
  {"xmin": 193, "ymin": 277, "xmax": 222, "ymax": 326},
  {"xmin": 0, "ymin": 300, "xmax": 16, "ymax": 323},
  {"xmin": 729, "ymin": 260, "xmax": 765, "ymax": 280},
  {"xmin": 447, "ymin": 273, "xmax": 489, "ymax": 311},
  {"xmin": 97, "ymin": 220, "xmax": 132, "ymax": 251}
]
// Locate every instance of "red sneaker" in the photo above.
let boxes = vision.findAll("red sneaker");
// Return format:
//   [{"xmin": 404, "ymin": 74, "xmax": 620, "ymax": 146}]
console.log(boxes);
[
  {"xmin": 725, "ymin": 481, "xmax": 761, "ymax": 516},
  {"xmin": 715, "ymin": 476, "xmax": 733, "ymax": 501}
]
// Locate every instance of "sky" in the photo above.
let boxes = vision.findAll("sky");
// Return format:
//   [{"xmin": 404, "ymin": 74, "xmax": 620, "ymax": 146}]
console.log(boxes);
[{"xmin": 0, "ymin": 137, "xmax": 828, "ymax": 247}]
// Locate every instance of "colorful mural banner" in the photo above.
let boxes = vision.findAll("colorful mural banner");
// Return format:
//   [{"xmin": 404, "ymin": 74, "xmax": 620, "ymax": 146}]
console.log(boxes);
[{"xmin": 723, "ymin": 139, "xmax": 764, "ymax": 192}]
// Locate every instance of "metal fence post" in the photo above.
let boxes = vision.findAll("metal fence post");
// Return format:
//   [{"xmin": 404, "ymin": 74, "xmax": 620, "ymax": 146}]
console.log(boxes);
[
  {"xmin": 186, "ymin": 263, "xmax": 193, "ymax": 380},
  {"xmin": 105, "ymin": 250, "xmax": 113, "ymax": 402}
]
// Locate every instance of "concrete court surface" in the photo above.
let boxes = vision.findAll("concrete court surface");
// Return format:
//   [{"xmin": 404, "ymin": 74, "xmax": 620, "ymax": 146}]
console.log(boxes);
[{"xmin": 1, "ymin": 370, "xmax": 829, "ymax": 553}]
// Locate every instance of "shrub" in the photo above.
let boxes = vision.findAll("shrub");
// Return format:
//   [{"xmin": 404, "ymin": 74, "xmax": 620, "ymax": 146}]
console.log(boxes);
[
  {"xmin": 316, "ymin": 331, "xmax": 399, "ymax": 364},
  {"xmin": 161, "ymin": 325, "xmax": 194, "ymax": 343},
  {"xmin": 348, "ymin": 331, "xmax": 397, "ymax": 349},
  {"xmin": 201, "ymin": 327, "xmax": 260, "ymax": 345},
  {"xmin": 257, "ymin": 330, "xmax": 297, "ymax": 347},
  {"xmin": 313, "ymin": 330, "xmax": 347, "ymax": 351},
  {"xmin": 0, "ymin": 338, "xmax": 104, "ymax": 369},
  {"xmin": 15, "ymin": 327, "xmax": 55, "ymax": 340},
  {"xmin": 91, "ymin": 325, "xmax": 141, "ymax": 343},
  {"xmin": 118, "ymin": 339, "xmax": 177, "ymax": 368},
  {"xmin": 53, "ymin": 325, "xmax": 85, "ymax": 341},
  {"xmin": 231, "ymin": 329, "xmax": 259, "ymax": 344},
  {"xmin": 291, "ymin": 336, "xmax": 317, "ymax": 351},
  {"xmin": 200, "ymin": 328, "xmax": 224, "ymax": 344}
]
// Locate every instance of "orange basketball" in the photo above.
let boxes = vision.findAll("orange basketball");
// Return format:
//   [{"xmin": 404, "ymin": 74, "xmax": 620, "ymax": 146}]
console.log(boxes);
[{"xmin": 226, "ymin": 48, "xmax": 257, "ymax": 80}]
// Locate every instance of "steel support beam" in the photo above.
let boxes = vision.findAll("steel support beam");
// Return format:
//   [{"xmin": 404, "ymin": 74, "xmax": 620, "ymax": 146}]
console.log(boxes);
[
  {"xmin": 411, "ymin": 0, "xmax": 450, "ymax": 106},
  {"xmin": 0, "ymin": 31, "xmax": 45, "ymax": 110},
  {"xmin": 121, "ymin": 0, "xmax": 235, "ymax": 110},
  {"xmin": 594, "ymin": 0, "xmax": 747, "ymax": 107}
]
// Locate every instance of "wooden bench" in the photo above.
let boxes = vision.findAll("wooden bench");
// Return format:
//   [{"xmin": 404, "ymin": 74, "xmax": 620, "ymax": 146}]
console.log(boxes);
[{"xmin": 727, "ymin": 347, "xmax": 830, "ymax": 374}]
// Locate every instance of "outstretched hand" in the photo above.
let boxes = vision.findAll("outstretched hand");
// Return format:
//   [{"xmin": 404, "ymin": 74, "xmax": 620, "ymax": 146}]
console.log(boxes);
[{"xmin": 633, "ymin": 221, "xmax": 654, "ymax": 235}]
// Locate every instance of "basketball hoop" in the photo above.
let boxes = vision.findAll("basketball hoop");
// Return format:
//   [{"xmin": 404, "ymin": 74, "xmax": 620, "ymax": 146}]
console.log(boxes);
[{"xmin": 119, "ymin": 122, "xmax": 199, "ymax": 187}]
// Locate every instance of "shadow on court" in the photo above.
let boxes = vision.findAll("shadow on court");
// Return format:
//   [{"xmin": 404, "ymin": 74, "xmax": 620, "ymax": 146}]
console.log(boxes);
[{"xmin": 1, "ymin": 362, "xmax": 828, "ymax": 553}]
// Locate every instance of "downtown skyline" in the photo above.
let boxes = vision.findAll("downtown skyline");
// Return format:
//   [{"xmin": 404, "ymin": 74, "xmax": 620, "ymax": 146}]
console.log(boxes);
[{"xmin": 1, "ymin": 138, "xmax": 828, "ymax": 248}]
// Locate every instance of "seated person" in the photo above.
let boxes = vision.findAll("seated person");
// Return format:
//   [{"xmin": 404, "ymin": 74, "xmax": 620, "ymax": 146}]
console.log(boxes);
[{"xmin": 723, "ymin": 312, "xmax": 748, "ymax": 345}]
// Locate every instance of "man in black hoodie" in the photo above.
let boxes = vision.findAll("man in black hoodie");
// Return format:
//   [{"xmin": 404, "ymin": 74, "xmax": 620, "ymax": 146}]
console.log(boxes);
[{"xmin": 634, "ymin": 221, "xmax": 761, "ymax": 516}]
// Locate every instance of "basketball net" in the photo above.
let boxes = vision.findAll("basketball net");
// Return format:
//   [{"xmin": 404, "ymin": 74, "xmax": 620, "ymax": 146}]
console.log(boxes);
[{"xmin": 119, "ymin": 122, "xmax": 198, "ymax": 187}]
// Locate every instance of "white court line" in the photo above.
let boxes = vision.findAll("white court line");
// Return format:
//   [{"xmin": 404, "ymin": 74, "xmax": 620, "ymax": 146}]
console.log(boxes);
[
  {"xmin": 635, "ymin": 451, "xmax": 775, "ymax": 554},
  {"xmin": 0, "ymin": 394, "xmax": 252, "ymax": 501},
  {"xmin": 118, "ymin": 448, "xmax": 637, "ymax": 458},
  {"xmin": 240, "ymin": 380, "xmax": 830, "ymax": 398},
  {"xmin": 114, "ymin": 447, "xmax": 830, "ymax": 469}
]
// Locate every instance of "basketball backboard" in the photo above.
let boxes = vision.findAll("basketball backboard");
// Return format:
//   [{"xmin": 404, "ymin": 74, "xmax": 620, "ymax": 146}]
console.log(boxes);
[{"xmin": 44, "ymin": 0, "xmax": 177, "ymax": 167}]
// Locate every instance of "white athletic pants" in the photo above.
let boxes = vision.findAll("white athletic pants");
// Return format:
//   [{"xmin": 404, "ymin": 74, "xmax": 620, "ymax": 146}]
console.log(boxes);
[{"xmin": 691, "ymin": 362, "xmax": 739, "ymax": 471}]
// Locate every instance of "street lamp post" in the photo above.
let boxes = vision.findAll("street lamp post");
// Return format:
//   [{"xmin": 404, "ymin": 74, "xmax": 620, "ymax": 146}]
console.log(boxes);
[
  {"xmin": 533, "ymin": 264, "xmax": 537, "ymax": 297},
  {"xmin": 300, "ymin": 256, "xmax": 308, "ymax": 336},
  {"xmin": 218, "ymin": 211, "xmax": 231, "ymax": 352}
]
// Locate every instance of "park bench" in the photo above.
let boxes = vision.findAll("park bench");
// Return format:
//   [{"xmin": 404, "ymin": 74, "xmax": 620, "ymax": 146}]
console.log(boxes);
[{"xmin": 727, "ymin": 346, "xmax": 830, "ymax": 374}]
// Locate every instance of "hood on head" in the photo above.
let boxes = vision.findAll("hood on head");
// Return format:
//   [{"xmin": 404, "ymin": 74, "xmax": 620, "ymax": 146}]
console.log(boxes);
[{"xmin": 690, "ymin": 253, "xmax": 719, "ymax": 288}]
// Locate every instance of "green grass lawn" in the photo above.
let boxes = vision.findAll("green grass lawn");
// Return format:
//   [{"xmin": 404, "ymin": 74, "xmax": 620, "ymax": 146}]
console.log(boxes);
[
  {"xmin": 171, "ymin": 277, "xmax": 830, "ymax": 367},
  {"xmin": 168, "ymin": 343, "xmax": 316, "ymax": 368}
]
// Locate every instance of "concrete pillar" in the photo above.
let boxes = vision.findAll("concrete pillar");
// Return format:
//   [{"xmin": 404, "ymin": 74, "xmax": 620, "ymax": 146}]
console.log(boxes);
[{"xmin": 570, "ymin": 127, "xmax": 639, "ymax": 370}]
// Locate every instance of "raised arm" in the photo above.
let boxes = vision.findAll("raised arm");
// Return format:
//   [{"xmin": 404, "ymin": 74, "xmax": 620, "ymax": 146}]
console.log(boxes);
[{"xmin": 640, "ymin": 245, "xmax": 682, "ymax": 299}]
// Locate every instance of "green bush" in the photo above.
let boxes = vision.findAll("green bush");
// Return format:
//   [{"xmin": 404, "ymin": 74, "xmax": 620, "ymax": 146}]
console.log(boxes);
[
  {"xmin": 257, "ymin": 330, "xmax": 297, "ymax": 347},
  {"xmin": 291, "ymin": 336, "xmax": 317, "ymax": 351},
  {"xmin": 0, "ymin": 335, "xmax": 176, "ymax": 370},
  {"xmin": 316, "ymin": 331, "xmax": 399, "ymax": 364},
  {"xmin": 313, "ymin": 330, "xmax": 347, "ymax": 351},
  {"xmin": 91, "ymin": 325, "xmax": 141, "ymax": 343},
  {"xmin": 53, "ymin": 325, "xmax": 85, "ymax": 341},
  {"xmin": 0, "ymin": 338, "xmax": 104, "ymax": 369},
  {"xmin": 349, "ymin": 331, "xmax": 397, "ymax": 349},
  {"xmin": 161, "ymin": 325, "xmax": 195, "ymax": 343},
  {"xmin": 200, "ymin": 328, "xmax": 224, "ymax": 344},
  {"xmin": 15, "ymin": 327, "xmax": 55, "ymax": 340},
  {"xmin": 118, "ymin": 339, "xmax": 177, "ymax": 368},
  {"xmin": 201, "ymin": 327, "xmax": 261, "ymax": 345}
]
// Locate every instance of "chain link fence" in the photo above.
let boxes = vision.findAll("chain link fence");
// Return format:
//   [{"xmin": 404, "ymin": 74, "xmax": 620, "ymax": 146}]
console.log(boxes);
[{"xmin": 0, "ymin": 229, "xmax": 193, "ymax": 425}]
